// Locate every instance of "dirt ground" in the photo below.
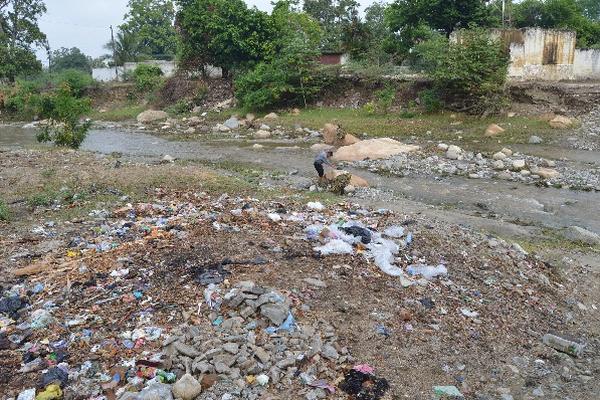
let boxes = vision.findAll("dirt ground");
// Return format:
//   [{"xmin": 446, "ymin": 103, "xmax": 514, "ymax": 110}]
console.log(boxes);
[{"xmin": 1, "ymin": 148, "xmax": 599, "ymax": 400}]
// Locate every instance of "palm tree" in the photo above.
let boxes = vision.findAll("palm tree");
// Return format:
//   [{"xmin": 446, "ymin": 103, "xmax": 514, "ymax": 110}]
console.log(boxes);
[{"xmin": 104, "ymin": 29, "xmax": 142, "ymax": 66}]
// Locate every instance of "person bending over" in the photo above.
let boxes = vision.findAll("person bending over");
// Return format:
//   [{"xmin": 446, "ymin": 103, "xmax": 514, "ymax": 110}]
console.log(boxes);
[{"xmin": 314, "ymin": 150, "xmax": 335, "ymax": 183}]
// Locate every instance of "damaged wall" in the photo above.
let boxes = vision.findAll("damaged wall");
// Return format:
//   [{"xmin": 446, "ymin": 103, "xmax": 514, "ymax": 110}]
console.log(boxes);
[{"xmin": 488, "ymin": 28, "xmax": 600, "ymax": 81}]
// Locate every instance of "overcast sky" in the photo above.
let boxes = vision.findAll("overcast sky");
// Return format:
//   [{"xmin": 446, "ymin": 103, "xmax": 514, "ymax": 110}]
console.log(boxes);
[{"xmin": 37, "ymin": 0, "xmax": 386, "ymax": 63}]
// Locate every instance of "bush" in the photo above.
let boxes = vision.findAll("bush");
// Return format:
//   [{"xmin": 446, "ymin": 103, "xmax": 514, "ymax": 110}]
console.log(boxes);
[
  {"xmin": 0, "ymin": 200, "xmax": 9, "ymax": 221},
  {"xmin": 36, "ymin": 84, "xmax": 92, "ymax": 149},
  {"xmin": 419, "ymin": 89, "xmax": 442, "ymax": 113},
  {"xmin": 133, "ymin": 64, "xmax": 164, "ymax": 92},
  {"xmin": 414, "ymin": 28, "xmax": 510, "ymax": 115},
  {"xmin": 235, "ymin": 37, "xmax": 330, "ymax": 110},
  {"xmin": 364, "ymin": 85, "xmax": 396, "ymax": 115}
]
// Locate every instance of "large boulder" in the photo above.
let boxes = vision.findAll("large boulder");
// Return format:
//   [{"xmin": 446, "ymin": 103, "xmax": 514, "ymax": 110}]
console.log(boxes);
[
  {"xmin": 549, "ymin": 115, "xmax": 573, "ymax": 129},
  {"xmin": 485, "ymin": 124, "xmax": 505, "ymax": 137},
  {"xmin": 264, "ymin": 112, "xmax": 279, "ymax": 120},
  {"xmin": 310, "ymin": 143, "xmax": 334, "ymax": 152},
  {"xmin": 224, "ymin": 117, "xmax": 240, "ymax": 130},
  {"xmin": 322, "ymin": 123, "xmax": 339, "ymax": 145},
  {"xmin": 137, "ymin": 110, "xmax": 168, "ymax": 123},
  {"xmin": 333, "ymin": 138, "xmax": 420, "ymax": 162},
  {"xmin": 533, "ymin": 167, "xmax": 560, "ymax": 179},
  {"xmin": 563, "ymin": 226, "xmax": 600, "ymax": 246},
  {"xmin": 339, "ymin": 133, "xmax": 361, "ymax": 146}
]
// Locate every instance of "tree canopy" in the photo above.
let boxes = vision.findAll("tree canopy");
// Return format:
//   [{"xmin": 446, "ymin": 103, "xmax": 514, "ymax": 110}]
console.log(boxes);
[
  {"xmin": 120, "ymin": 0, "xmax": 177, "ymax": 60},
  {"xmin": 303, "ymin": 0, "xmax": 360, "ymax": 51},
  {"xmin": 50, "ymin": 47, "xmax": 92, "ymax": 73},
  {"xmin": 0, "ymin": 0, "xmax": 47, "ymax": 81}
]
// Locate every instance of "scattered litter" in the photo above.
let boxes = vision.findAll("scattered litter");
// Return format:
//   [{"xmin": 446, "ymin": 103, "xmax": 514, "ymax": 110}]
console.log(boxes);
[
  {"xmin": 34, "ymin": 384, "xmax": 62, "ymax": 400},
  {"xmin": 267, "ymin": 213, "xmax": 282, "ymax": 222},
  {"xmin": 433, "ymin": 385, "xmax": 464, "ymax": 398},
  {"xmin": 314, "ymin": 239, "xmax": 354, "ymax": 255},
  {"xmin": 342, "ymin": 226, "xmax": 373, "ymax": 244},
  {"xmin": 406, "ymin": 264, "xmax": 447, "ymax": 279},
  {"xmin": 460, "ymin": 309, "xmax": 479, "ymax": 318},
  {"xmin": 542, "ymin": 333, "xmax": 585, "ymax": 357},
  {"xmin": 256, "ymin": 374, "xmax": 270, "ymax": 386},
  {"xmin": 266, "ymin": 312, "xmax": 296, "ymax": 334},
  {"xmin": 383, "ymin": 225, "xmax": 405, "ymax": 238},
  {"xmin": 307, "ymin": 202, "xmax": 325, "ymax": 211},
  {"xmin": 340, "ymin": 368, "xmax": 389, "ymax": 400},
  {"xmin": 375, "ymin": 324, "xmax": 391, "ymax": 337}
]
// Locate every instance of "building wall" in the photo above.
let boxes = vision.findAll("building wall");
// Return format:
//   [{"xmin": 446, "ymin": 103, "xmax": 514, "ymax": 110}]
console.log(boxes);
[
  {"xmin": 487, "ymin": 28, "xmax": 600, "ymax": 81},
  {"xmin": 93, "ymin": 60, "xmax": 222, "ymax": 82}
]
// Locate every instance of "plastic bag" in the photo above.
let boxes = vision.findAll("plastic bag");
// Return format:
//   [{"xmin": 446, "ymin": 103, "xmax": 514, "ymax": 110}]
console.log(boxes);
[
  {"xmin": 368, "ymin": 239, "xmax": 404, "ymax": 276},
  {"xmin": 314, "ymin": 240, "xmax": 354, "ymax": 255},
  {"xmin": 384, "ymin": 226, "xmax": 405, "ymax": 238},
  {"xmin": 406, "ymin": 264, "xmax": 447, "ymax": 279}
]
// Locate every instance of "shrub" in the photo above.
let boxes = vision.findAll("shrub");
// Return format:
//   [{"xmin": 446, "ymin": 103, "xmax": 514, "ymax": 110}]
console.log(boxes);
[
  {"xmin": 364, "ymin": 85, "xmax": 396, "ymax": 115},
  {"xmin": 235, "ymin": 37, "xmax": 329, "ymax": 110},
  {"xmin": 414, "ymin": 28, "xmax": 510, "ymax": 115},
  {"xmin": 0, "ymin": 200, "xmax": 9, "ymax": 221},
  {"xmin": 133, "ymin": 64, "xmax": 164, "ymax": 92},
  {"xmin": 36, "ymin": 84, "xmax": 92, "ymax": 149},
  {"xmin": 419, "ymin": 89, "xmax": 442, "ymax": 113},
  {"xmin": 56, "ymin": 70, "xmax": 94, "ymax": 97}
]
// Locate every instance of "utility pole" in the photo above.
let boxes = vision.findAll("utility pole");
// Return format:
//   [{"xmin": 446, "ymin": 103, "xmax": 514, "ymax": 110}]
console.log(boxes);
[
  {"xmin": 110, "ymin": 25, "xmax": 118, "ymax": 80},
  {"xmin": 502, "ymin": 0, "xmax": 506, "ymax": 28}
]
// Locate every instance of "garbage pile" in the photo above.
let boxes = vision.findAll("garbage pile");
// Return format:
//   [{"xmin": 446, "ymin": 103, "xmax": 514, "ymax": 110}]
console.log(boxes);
[{"xmin": 1, "ymin": 190, "xmax": 590, "ymax": 399}]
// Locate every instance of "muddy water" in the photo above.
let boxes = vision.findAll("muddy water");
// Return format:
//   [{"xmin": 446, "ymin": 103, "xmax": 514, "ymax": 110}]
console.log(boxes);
[{"xmin": 2, "ymin": 125, "xmax": 599, "ymax": 239}]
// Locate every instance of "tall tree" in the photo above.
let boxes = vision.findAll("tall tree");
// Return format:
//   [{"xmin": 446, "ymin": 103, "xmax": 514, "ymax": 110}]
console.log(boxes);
[
  {"xmin": 303, "ymin": 0, "xmax": 359, "ymax": 51},
  {"xmin": 0, "ymin": 0, "xmax": 47, "ymax": 81},
  {"xmin": 104, "ymin": 29, "xmax": 142, "ymax": 66},
  {"xmin": 120, "ymin": 0, "xmax": 177, "ymax": 60},
  {"xmin": 50, "ymin": 47, "xmax": 92, "ymax": 73},
  {"xmin": 176, "ymin": 0, "xmax": 276, "ymax": 75}
]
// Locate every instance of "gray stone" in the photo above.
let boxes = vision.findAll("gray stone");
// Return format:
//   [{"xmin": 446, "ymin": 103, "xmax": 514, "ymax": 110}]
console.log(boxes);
[
  {"xmin": 174, "ymin": 341, "xmax": 201, "ymax": 358},
  {"xmin": 214, "ymin": 361, "xmax": 230, "ymax": 374},
  {"xmin": 192, "ymin": 361, "xmax": 212, "ymax": 374},
  {"xmin": 138, "ymin": 383, "xmax": 173, "ymax": 400},
  {"xmin": 563, "ymin": 226, "xmax": 600, "ymax": 245},
  {"xmin": 446, "ymin": 145, "xmax": 462, "ymax": 160},
  {"xmin": 492, "ymin": 160, "xmax": 505, "ymax": 170},
  {"xmin": 254, "ymin": 130, "xmax": 271, "ymax": 139},
  {"xmin": 260, "ymin": 303, "xmax": 289, "ymax": 326},
  {"xmin": 224, "ymin": 117, "xmax": 240, "ymax": 130},
  {"xmin": 512, "ymin": 159, "xmax": 526, "ymax": 170},
  {"xmin": 172, "ymin": 374, "xmax": 202, "ymax": 400},
  {"xmin": 493, "ymin": 152, "xmax": 507, "ymax": 160},
  {"xmin": 303, "ymin": 278, "xmax": 327, "ymax": 288},
  {"xmin": 223, "ymin": 342, "xmax": 239, "ymax": 354},
  {"xmin": 321, "ymin": 344, "xmax": 339, "ymax": 360},
  {"xmin": 254, "ymin": 347, "xmax": 271, "ymax": 364},
  {"xmin": 529, "ymin": 135, "xmax": 543, "ymax": 144},
  {"xmin": 137, "ymin": 110, "xmax": 168, "ymax": 123}
]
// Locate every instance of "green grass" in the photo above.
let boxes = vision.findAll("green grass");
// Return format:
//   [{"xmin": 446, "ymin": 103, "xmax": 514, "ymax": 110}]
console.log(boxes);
[
  {"xmin": 276, "ymin": 107, "xmax": 558, "ymax": 149},
  {"xmin": 90, "ymin": 104, "xmax": 146, "ymax": 121},
  {"xmin": 0, "ymin": 199, "xmax": 9, "ymax": 221}
]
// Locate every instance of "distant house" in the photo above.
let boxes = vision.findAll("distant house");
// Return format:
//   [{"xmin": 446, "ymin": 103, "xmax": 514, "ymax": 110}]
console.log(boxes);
[{"xmin": 319, "ymin": 51, "xmax": 349, "ymax": 66}]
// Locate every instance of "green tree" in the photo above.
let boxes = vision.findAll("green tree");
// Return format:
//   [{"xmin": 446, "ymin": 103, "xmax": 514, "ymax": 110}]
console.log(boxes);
[
  {"xmin": 578, "ymin": 0, "xmax": 600, "ymax": 20},
  {"xmin": 386, "ymin": 0, "xmax": 492, "ymax": 57},
  {"xmin": 303, "ymin": 0, "xmax": 359, "ymax": 51},
  {"xmin": 0, "ymin": 0, "xmax": 47, "ymax": 81},
  {"xmin": 176, "ymin": 0, "xmax": 276, "ymax": 75},
  {"xmin": 415, "ymin": 28, "xmax": 509, "ymax": 114},
  {"xmin": 120, "ymin": 0, "xmax": 177, "ymax": 60},
  {"xmin": 271, "ymin": 0, "xmax": 322, "ymax": 50},
  {"xmin": 50, "ymin": 47, "xmax": 92, "ymax": 73}
]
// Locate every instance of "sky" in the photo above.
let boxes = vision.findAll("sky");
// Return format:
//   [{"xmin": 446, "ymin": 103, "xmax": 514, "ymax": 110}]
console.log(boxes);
[{"xmin": 36, "ymin": 0, "xmax": 386, "ymax": 64}]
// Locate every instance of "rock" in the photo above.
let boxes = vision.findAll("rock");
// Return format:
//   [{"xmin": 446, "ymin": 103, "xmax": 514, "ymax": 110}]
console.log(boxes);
[
  {"xmin": 138, "ymin": 383, "xmax": 173, "ymax": 400},
  {"xmin": 500, "ymin": 147, "xmax": 513, "ymax": 156},
  {"xmin": 223, "ymin": 343, "xmax": 239, "ymax": 354},
  {"xmin": 549, "ymin": 115, "xmax": 573, "ymax": 129},
  {"xmin": 213, "ymin": 124, "xmax": 230, "ymax": 133},
  {"xmin": 252, "ymin": 144, "xmax": 264, "ymax": 149},
  {"xmin": 188, "ymin": 116, "xmax": 202, "ymax": 126},
  {"xmin": 339, "ymin": 133, "xmax": 361, "ymax": 146},
  {"xmin": 534, "ymin": 167, "xmax": 560, "ymax": 179},
  {"xmin": 17, "ymin": 389, "xmax": 36, "ymax": 400},
  {"xmin": 542, "ymin": 159, "xmax": 556, "ymax": 167},
  {"xmin": 512, "ymin": 159, "xmax": 526, "ymax": 170},
  {"xmin": 303, "ymin": 278, "xmax": 327, "ymax": 288},
  {"xmin": 485, "ymin": 124, "xmax": 505, "ymax": 136},
  {"xmin": 507, "ymin": 112, "xmax": 516, "ymax": 117},
  {"xmin": 260, "ymin": 303, "xmax": 289, "ymax": 326},
  {"xmin": 344, "ymin": 184, "xmax": 356, "ymax": 194},
  {"xmin": 563, "ymin": 226, "xmax": 600, "ymax": 246},
  {"xmin": 161, "ymin": 155, "xmax": 175, "ymax": 164},
  {"xmin": 264, "ymin": 112, "xmax": 279, "ymax": 120},
  {"xmin": 446, "ymin": 145, "xmax": 462, "ymax": 160},
  {"xmin": 183, "ymin": 127, "xmax": 196, "ymax": 134},
  {"xmin": 322, "ymin": 123, "xmax": 339, "ymax": 145},
  {"xmin": 214, "ymin": 98, "xmax": 234, "ymax": 111},
  {"xmin": 254, "ymin": 130, "xmax": 271, "ymax": 139},
  {"xmin": 322, "ymin": 344, "xmax": 339, "ymax": 360},
  {"xmin": 521, "ymin": 170, "xmax": 531, "ymax": 176},
  {"xmin": 529, "ymin": 135, "xmax": 543, "ymax": 144},
  {"xmin": 493, "ymin": 152, "xmax": 507, "ymax": 160},
  {"xmin": 172, "ymin": 374, "xmax": 202, "ymax": 400},
  {"xmin": 137, "ymin": 110, "xmax": 169, "ymax": 123},
  {"xmin": 438, "ymin": 143, "xmax": 449, "ymax": 151},
  {"xmin": 310, "ymin": 143, "xmax": 334, "ymax": 152},
  {"xmin": 254, "ymin": 347, "xmax": 271, "ymax": 364},
  {"xmin": 333, "ymin": 138, "xmax": 419, "ymax": 162},
  {"xmin": 291, "ymin": 108, "xmax": 301, "ymax": 115},
  {"xmin": 224, "ymin": 117, "xmax": 240, "ymax": 130},
  {"xmin": 259, "ymin": 124, "xmax": 271, "ymax": 131},
  {"xmin": 192, "ymin": 106, "xmax": 203, "ymax": 114},
  {"xmin": 324, "ymin": 169, "xmax": 369, "ymax": 188},
  {"xmin": 492, "ymin": 160, "xmax": 505, "ymax": 170},
  {"xmin": 246, "ymin": 113, "xmax": 256, "ymax": 122},
  {"xmin": 174, "ymin": 341, "xmax": 201, "ymax": 358}
]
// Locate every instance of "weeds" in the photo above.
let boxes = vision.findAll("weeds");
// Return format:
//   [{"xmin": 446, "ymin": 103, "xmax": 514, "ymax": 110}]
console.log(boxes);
[{"xmin": 0, "ymin": 200, "xmax": 9, "ymax": 221}]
